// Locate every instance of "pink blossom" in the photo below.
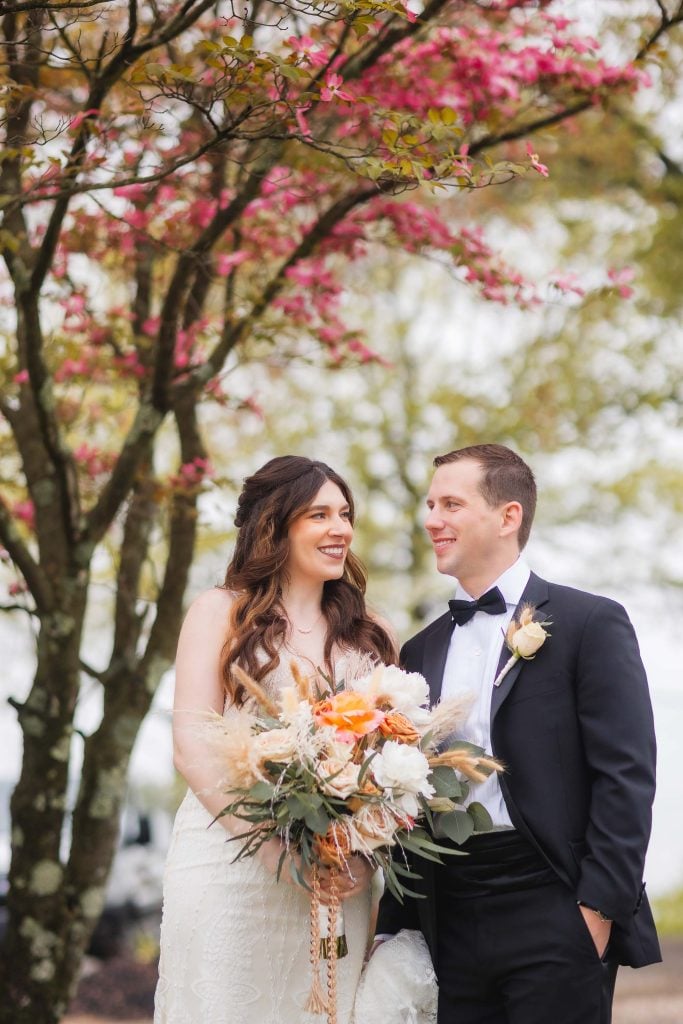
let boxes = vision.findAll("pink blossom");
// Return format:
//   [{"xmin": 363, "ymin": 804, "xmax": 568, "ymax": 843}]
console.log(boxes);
[
  {"xmin": 62, "ymin": 293, "xmax": 86, "ymax": 317},
  {"xmin": 169, "ymin": 457, "xmax": 214, "ymax": 489},
  {"xmin": 287, "ymin": 35, "xmax": 328, "ymax": 68},
  {"xmin": 607, "ymin": 266, "xmax": 635, "ymax": 299},
  {"xmin": 157, "ymin": 185, "xmax": 177, "ymax": 203},
  {"xmin": 113, "ymin": 184, "xmax": 148, "ymax": 201},
  {"xmin": 215, "ymin": 250, "xmax": 249, "ymax": 275},
  {"xmin": 12, "ymin": 500, "xmax": 35, "ymax": 528},
  {"xmin": 295, "ymin": 105, "xmax": 313, "ymax": 139},
  {"xmin": 551, "ymin": 273, "xmax": 586, "ymax": 298},
  {"xmin": 14, "ymin": 369, "xmax": 29, "ymax": 384},
  {"xmin": 320, "ymin": 73, "xmax": 353, "ymax": 102},
  {"xmin": 114, "ymin": 352, "xmax": 146, "ymax": 379},
  {"xmin": 526, "ymin": 142, "xmax": 549, "ymax": 177},
  {"xmin": 68, "ymin": 108, "xmax": 100, "ymax": 132},
  {"xmin": 242, "ymin": 396, "xmax": 265, "ymax": 419},
  {"xmin": 124, "ymin": 208, "xmax": 150, "ymax": 230},
  {"xmin": 73, "ymin": 443, "xmax": 116, "ymax": 477},
  {"xmin": 141, "ymin": 317, "xmax": 161, "ymax": 337}
]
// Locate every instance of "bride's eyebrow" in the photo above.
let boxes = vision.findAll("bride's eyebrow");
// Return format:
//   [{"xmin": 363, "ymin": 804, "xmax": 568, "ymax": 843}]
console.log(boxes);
[{"xmin": 307, "ymin": 503, "xmax": 350, "ymax": 513}]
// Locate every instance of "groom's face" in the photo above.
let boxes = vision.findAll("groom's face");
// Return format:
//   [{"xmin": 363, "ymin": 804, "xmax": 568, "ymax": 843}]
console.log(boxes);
[{"xmin": 425, "ymin": 459, "xmax": 508, "ymax": 584}]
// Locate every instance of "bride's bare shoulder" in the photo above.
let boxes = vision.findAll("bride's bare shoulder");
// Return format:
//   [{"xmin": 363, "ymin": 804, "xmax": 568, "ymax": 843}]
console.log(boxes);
[{"xmin": 184, "ymin": 586, "xmax": 235, "ymax": 624}]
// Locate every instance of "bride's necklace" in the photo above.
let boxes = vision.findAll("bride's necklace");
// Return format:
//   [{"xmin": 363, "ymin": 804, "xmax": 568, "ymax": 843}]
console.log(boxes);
[{"xmin": 286, "ymin": 610, "xmax": 324, "ymax": 635}]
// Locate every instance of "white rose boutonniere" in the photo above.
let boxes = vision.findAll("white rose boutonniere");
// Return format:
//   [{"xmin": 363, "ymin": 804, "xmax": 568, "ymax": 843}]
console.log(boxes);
[{"xmin": 494, "ymin": 604, "xmax": 551, "ymax": 687}]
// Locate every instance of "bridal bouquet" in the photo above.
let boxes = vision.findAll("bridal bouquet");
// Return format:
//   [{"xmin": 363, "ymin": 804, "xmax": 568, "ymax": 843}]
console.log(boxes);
[{"xmin": 204, "ymin": 660, "xmax": 500, "ymax": 1024}]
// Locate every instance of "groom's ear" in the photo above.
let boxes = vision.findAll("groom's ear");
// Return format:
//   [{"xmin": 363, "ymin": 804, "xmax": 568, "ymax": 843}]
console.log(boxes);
[{"xmin": 499, "ymin": 500, "xmax": 523, "ymax": 541}]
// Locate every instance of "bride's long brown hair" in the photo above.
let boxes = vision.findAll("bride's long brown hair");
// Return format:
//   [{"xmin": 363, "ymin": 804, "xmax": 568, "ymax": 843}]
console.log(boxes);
[{"xmin": 221, "ymin": 455, "xmax": 397, "ymax": 705}]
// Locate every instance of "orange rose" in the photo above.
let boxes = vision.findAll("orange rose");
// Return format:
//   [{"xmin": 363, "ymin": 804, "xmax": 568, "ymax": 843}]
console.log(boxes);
[
  {"xmin": 378, "ymin": 711, "xmax": 420, "ymax": 745},
  {"xmin": 313, "ymin": 691, "xmax": 385, "ymax": 742},
  {"xmin": 313, "ymin": 820, "xmax": 353, "ymax": 867}
]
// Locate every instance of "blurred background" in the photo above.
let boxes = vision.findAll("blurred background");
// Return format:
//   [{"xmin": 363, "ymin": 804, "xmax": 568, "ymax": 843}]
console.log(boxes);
[{"xmin": 1, "ymin": 0, "xmax": 682, "ymax": 1020}]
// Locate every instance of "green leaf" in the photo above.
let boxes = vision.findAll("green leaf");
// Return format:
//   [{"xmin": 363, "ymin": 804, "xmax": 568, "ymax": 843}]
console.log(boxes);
[
  {"xmin": 303, "ymin": 805, "xmax": 330, "ymax": 834},
  {"xmin": 467, "ymin": 801, "xmax": 493, "ymax": 832},
  {"xmin": 430, "ymin": 765, "xmax": 464, "ymax": 798},
  {"xmin": 279, "ymin": 64, "xmax": 305, "ymax": 81},
  {"xmin": 391, "ymin": 861, "xmax": 423, "ymax": 881},
  {"xmin": 437, "ymin": 810, "xmax": 474, "ymax": 845},
  {"xmin": 357, "ymin": 751, "xmax": 377, "ymax": 786},
  {"xmin": 275, "ymin": 847, "xmax": 287, "ymax": 882},
  {"xmin": 249, "ymin": 781, "xmax": 275, "ymax": 800},
  {"xmin": 286, "ymin": 794, "xmax": 308, "ymax": 819},
  {"xmin": 446, "ymin": 740, "xmax": 486, "ymax": 758}
]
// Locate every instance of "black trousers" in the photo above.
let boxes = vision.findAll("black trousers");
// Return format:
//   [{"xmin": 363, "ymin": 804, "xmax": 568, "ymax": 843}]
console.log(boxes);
[{"xmin": 435, "ymin": 832, "xmax": 618, "ymax": 1024}]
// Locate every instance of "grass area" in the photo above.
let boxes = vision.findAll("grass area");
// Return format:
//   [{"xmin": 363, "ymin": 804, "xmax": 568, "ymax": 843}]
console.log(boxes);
[{"xmin": 653, "ymin": 887, "xmax": 683, "ymax": 936}]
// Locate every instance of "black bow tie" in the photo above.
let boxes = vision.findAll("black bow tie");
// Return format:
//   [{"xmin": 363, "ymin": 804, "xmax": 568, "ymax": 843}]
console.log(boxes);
[{"xmin": 449, "ymin": 586, "xmax": 507, "ymax": 626}]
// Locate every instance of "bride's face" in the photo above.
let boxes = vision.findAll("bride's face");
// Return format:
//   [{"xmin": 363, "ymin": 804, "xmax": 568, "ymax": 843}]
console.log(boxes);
[{"xmin": 285, "ymin": 480, "xmax": 354, "ymax": 584}]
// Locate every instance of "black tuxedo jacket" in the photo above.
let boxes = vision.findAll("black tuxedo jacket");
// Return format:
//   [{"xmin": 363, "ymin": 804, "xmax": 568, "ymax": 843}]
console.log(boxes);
[{"xmin": 376, "ymin": 572, "xmax": 661, "ymax": 968}]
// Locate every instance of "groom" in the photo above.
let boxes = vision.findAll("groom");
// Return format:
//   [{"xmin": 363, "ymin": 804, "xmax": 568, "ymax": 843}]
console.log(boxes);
[{"xmin": 375, "ymin": 444, "xmax": 660, "ymax": 1024}]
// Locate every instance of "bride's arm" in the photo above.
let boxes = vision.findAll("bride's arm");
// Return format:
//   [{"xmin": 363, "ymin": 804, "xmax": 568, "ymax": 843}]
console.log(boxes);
[
  {"xmin": 171, "ymin": 587, "xmax": 243, "ymax": 829},
  {"xmin": 171, "ymin": 587, "xmax": 310, "ymax": 877}
]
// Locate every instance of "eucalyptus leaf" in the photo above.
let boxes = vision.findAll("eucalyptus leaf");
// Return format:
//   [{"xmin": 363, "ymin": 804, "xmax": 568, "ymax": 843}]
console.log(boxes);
[
  {"xmin": 467, "ymin": 801, "xmax": 493, "ymax": 832},
  {"xmin": 303, "ymin": 805, "xmax": 330, "ymax": 834},
  {"xmin": 430, "ymin": 765, "xmax": 464, "ymax": 798},
  {"xmin": 438, "ymin": 809, "xmax": 474, "ymax": 845},
  {"xmin": 249, "ymin": 781, "xmax": 275, "ymax": 800}
]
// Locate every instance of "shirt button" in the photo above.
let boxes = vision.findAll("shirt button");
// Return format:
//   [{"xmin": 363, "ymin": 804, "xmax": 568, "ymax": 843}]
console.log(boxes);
[{"xmin": 473, "ymin": 649, "xmax": 482, "ymax": 657}]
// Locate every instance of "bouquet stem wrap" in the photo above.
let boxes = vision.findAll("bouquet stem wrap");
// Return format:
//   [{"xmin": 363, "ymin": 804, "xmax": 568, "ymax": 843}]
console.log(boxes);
[{"xmin": 305, "ymin": 865, "xmax": 345, "ymax": 1023}]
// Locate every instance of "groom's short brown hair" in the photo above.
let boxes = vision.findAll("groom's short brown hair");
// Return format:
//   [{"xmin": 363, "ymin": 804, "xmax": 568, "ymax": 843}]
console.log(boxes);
[{"xmin": 433, "ymin": 444, "xmax": 537, "ymax": 549}]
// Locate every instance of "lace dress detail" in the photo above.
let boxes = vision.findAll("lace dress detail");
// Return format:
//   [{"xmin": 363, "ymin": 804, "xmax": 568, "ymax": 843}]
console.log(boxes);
[
  {"xmin": 352, "ymin": 929, "xmax": 437, "ymax": 1024},
  {"xmin": 154, "ymin": 654, "xmax": 374, "ymax": 1024}
]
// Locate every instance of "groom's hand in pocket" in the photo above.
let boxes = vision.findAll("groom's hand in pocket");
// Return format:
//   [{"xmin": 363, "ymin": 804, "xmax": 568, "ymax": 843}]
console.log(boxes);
[{"xmin": 578, "ymin": 904, "xmax": 612, "ymax": 958}]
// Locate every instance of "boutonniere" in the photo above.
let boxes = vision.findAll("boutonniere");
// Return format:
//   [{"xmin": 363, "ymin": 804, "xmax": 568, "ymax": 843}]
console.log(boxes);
[{"xmin": 493, "ymin": 604, "xmax": 551, "ymax": 687}]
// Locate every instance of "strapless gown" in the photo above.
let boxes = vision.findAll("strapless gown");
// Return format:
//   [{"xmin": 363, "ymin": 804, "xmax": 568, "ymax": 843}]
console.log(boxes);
[{"xmin": 154, "ymin": 654, "xmax": 374, "ymax": 1024}]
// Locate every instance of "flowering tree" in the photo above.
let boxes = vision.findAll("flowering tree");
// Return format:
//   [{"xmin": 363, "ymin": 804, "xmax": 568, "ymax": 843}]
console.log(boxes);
[{"xmin": 0, "ymin": 0, "xmax": 677, "ymax": 1018}]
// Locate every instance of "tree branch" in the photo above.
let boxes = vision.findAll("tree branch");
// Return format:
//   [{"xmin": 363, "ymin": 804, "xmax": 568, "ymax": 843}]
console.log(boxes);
[
  {"xmin": 180, "ymin": 183, "xmax": 379, "ymax": 391},
  {"xmin": 141, "ymin": 397, "xmax": 204, "ymax": 667},
  {"xmin": 0, "ymin": 495, "xmax": 54, "ymax": 613},
  {"xmin": 83, "ymin": 400, "xmax": 165, "ymax": 546},
  {"xmin": 0, "ymin": 0, "xmax": 109, "ymax": 12},
  {"xmin": 30, "ymin": 0, "xmax": 214, "ymax": 290},
  {"xmin": 111, "ymin": 467, "xmax": 158, "ymax": 666},
  {"xmin": 637, "ymin": 0, "xmax": 683, "ymax": 59},
  {"xmin": 152, "ymin": 140, "xmax": 282, "ymax": 410}
]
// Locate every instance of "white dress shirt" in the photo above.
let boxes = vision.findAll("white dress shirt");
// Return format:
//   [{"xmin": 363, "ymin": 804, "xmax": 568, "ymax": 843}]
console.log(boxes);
[{"xmin": 441, "ymin": 558, "xmax": 531, "ymax": 828}]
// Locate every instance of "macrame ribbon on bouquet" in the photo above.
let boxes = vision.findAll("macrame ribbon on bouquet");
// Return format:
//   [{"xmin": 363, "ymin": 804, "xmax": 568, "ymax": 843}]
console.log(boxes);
[{"xmin": 305, "ymin": 864, "xmax": 342, "ymax": 1024}]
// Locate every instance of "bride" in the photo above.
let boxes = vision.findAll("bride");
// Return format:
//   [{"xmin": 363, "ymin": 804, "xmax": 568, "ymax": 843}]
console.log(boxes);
[{"xmin": 154, "ymin": 455, "xmax": 398, "ymax": 1024}]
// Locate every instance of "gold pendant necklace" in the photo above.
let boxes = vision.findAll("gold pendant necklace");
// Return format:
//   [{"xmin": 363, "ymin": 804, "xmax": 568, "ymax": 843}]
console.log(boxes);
[{"xmin": 287, "ymin": 610, "xmax": 323, "ymax": 635}]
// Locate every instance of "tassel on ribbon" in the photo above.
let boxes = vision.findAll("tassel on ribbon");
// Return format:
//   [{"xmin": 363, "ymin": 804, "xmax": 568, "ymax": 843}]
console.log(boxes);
[
  {"xmin": 305, "ymin": 863, "xmax": 328, "ymax": 1015},
  {"xmin": 325, "ymin": 867, "xmax": 340, "ymax": 1024},
  {"xmin": 305, "ymin": 865, "xmax": 344, "ymax": 1023}
]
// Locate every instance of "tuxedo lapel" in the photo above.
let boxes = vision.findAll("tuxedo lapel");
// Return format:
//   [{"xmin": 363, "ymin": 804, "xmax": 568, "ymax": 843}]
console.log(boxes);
[
  {"xmin": 491, "ymin": 572, "xmax": 550, "ymax": 721},
  {"xmin": 421, "ymin": 613, "xmax": 454, "ymax": 707}
]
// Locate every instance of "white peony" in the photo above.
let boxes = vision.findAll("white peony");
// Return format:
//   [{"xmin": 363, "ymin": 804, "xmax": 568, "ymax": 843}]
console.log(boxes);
[
  {"xmin": 353, "ymin": 665, "xmax": 431, "ymax": 726},
  {"xmin": 371, "ymin": 741, "xmax": 435, "ymax": 817}
]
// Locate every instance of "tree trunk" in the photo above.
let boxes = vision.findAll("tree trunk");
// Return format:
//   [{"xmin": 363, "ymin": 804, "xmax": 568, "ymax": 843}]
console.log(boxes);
[{"xmin": 0, "ymin": 598, "xmax": 86, "ymax": 1022}]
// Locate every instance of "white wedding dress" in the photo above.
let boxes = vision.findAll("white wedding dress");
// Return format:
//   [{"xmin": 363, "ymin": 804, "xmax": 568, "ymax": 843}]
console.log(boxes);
[{"xmin": 154, "ymin": 654, "xmax": 374, "ymax": 1024}]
